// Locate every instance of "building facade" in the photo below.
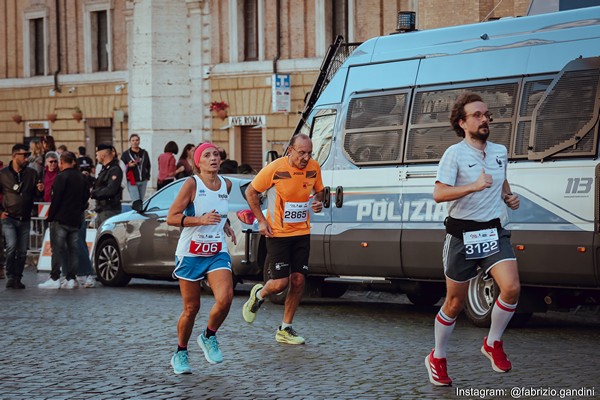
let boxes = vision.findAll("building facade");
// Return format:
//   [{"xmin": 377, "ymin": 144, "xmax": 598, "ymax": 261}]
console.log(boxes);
[{"xmin": 0, "ymin": 0, "xmax": 530, "ymax": 182}]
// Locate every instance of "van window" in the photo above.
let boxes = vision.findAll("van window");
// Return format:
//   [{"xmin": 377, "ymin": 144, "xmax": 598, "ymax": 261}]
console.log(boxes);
[
  {"xmin": 529, "ymin": 57, "xmax": 600, "ymax": 160},
  {"xmin": 310, "ymin": 109, "xmax": 336, "ymax": 165},
  {"xmin": 405, "ymin": 82, "xmax": 518, "ymax": 162},
  {"xmin": 298, "ymin": 109, "xmax": 336, "ymax": 166},
  {"xmin": 343, "ymin": 92, "xmax": 409, "ymax": 165},
  {"xmin": 512, "ymin": 77, "xmax": 554, "ymax": 158}
]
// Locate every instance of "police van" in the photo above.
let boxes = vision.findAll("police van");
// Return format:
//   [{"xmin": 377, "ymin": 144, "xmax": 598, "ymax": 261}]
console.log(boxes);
[{"xmin": 272, "ymin": 6, "xmax": 600, "ymax": 326}]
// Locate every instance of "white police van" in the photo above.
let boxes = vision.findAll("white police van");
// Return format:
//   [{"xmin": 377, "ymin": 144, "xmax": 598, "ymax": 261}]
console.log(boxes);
[{"xmin": 284, "ymin": 6, "xmax": 600, "ymax": 326}]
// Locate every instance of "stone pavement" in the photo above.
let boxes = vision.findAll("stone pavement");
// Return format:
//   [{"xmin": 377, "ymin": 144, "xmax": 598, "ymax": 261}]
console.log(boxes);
[{"xmin": 0, "ymin": 267, "xmax": 598, "ymax": 399}]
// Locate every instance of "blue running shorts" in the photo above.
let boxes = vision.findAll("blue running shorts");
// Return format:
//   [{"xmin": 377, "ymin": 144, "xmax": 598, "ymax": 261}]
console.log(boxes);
[{"xmin": 173, "ymin": 252, "xmax": 232, "ymax": 282}]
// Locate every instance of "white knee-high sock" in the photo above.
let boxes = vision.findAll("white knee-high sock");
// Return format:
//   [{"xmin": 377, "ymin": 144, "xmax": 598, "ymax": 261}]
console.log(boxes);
[
  {"xmin": 434, "ymin": 310, "xmax": 456, "ymax": 358},
  {"xmin": 487, "ymin": 297, "xmax": 517, "ymax": 345}
]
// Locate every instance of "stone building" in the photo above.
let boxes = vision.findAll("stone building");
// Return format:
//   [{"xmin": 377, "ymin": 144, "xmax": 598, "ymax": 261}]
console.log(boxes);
[{"xmin": 0, "ymin": 0, "xmax": 529, "ymax": 183}]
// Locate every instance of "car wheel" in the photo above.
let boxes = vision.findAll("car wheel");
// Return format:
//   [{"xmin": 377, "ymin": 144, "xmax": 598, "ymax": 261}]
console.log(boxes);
[{"xmin": 94, "ymin": 238, "xmax": 131, "ymax": 287}]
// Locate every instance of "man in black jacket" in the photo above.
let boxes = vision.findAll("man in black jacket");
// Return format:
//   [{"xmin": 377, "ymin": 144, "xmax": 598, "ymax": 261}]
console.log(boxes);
[
  {"xmin": 38, "ymin": 152, "xmax": 89, "ymax": 289},
  {"xmin": 91, "ymin": 144, "xmax": 123, "ymax": 228},
  {"xmin": 0, "ymin": 144, "xmax": 44, "ymax": 289}
]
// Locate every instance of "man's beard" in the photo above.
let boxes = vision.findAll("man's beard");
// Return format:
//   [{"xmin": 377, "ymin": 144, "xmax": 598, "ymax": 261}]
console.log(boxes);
[{"xmin": 471, "ymin": 124, "xmax": 490, "ymax": 141}]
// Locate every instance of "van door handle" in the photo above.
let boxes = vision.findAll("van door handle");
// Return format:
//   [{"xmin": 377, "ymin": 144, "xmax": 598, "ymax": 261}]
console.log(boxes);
[
  {"xmin": 335, "ymin": 186, "xmax": 343, "ymax": 208},
  {"xmin": 323, "ymin": 186, "xmax": 331, "ymax": 208}
]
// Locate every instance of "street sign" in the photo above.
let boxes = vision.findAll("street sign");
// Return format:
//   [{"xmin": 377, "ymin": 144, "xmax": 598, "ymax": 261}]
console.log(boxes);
[{"xmin": 272, "ymin": 74, "xmax": 291, "ymax": 113}]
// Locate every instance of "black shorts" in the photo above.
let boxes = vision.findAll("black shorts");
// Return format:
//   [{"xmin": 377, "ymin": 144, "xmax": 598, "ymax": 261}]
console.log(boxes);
[{"xmin": 266, "ymin": 235, "xmax": 310, "ymax": 279}]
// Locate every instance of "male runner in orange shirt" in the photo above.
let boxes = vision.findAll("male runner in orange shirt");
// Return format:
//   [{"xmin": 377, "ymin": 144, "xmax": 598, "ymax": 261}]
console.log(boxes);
[{"xmin": 243, "ymin": 133, "xmax": 324, "ymax": 344}]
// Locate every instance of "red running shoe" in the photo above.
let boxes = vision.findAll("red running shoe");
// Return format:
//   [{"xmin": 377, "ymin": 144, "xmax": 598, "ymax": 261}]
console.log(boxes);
[
  {"xmin": 481, "ymin": 337, "xmax": 512, "ymax": 372},
  {"xmin": 425, "ymin": 349, "xmax": 452, "ymax": 386}
]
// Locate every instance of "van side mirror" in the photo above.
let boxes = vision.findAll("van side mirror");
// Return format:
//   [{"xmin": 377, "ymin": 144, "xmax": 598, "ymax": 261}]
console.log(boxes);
[
  {"xmin": 265, "ymin": 150, "xmax": 279, "ymax": 165},
  {"xmin": 131, "ymin": 199, "xmax": 144, "ymax": 213}
]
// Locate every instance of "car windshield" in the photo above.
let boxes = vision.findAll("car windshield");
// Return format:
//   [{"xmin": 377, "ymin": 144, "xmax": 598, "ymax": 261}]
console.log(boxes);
[{"xmin": 144, "ymin": 180, "xmax": 184, "ymax": 212}]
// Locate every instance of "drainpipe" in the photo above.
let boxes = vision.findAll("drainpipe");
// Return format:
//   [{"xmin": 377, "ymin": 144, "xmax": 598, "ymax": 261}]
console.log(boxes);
[
  {"xmin": 53, "ymin": 0, "xmax": 62, "ymax": 93},
  {"xmin": 272, "ymin": 0, "xmax": 280, "ymax": 74}
]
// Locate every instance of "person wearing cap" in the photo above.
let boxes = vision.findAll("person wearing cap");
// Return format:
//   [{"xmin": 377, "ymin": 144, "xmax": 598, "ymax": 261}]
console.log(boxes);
[
  {"xmin": 166, "ymin": 142, "xmax": 237, "ymax": 374},
  {"xmin": 0, "ymin": 144, "xmax": 44, "ymax": 289},
  {"xmin": 91, "ymin": 143, "xmax": 123, "ymax": 228}
]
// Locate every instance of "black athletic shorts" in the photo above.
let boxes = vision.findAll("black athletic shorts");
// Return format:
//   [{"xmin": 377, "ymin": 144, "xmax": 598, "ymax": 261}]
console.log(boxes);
[{"xmin": 265, "ymin": 235, "xmax": 310, "ymax": 279}]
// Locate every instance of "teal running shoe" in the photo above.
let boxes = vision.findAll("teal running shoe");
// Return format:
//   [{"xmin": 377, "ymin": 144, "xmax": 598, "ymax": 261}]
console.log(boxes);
[
  {"xmin": 170, "ymin": 350, "xmax": 192, "ymax": 374},
  {"xmin": 198, "ymin": 333, "xmax": 223, "ymax": 364}
]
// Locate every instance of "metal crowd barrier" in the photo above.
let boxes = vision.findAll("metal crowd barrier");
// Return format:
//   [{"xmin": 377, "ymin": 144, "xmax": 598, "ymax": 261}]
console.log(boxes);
[
  {"xmin": 28, "ymin": 202, "xmax": 50, "ymax": 259},
  {"xmin": 27, "ymin": 202, "xmax": 95, "ymax": 268}
]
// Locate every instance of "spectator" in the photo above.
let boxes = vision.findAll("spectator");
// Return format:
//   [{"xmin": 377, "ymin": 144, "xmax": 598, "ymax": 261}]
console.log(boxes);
[
  {"xmin": 91, "ymin": 144, "xmax": 123, "ymax": 228},
  {"xmin": 217, "ymin": 147, "xmax": 238, "ymax": 174},
  {"xmin": 96, "ymin": 147, "xmax": 127, "ymax": 194},
  {"xmin": 57, "ymin": 144, "xmax": 68, "ymax": 155},
  {"xmin": 157, "ymin": 141, "xmax": 178, "ymax": 190},
  {"xmin": 42, "ymin": 152, "xmax": 60, "ymax": 203},
  {"xmin": 0, "ymin": 144, "xmax": 44, "ymax": 289},
  {"xmin": 175, "ymin": 143, "xmax": 195, "ymax": 179},
  {"xmin": 121, "ymin": 134, "xmax": 151, "ymax": 202},
  {"xmin": 76, "ymin": 146, "xmax": 94, "ymax": 174},
  {"xmin": 41, "ymin": 135, "xmax": 57, "ymax": 153},
  {"xmin": 27, "ymin": 138, "xmax": 44, "ymax": 179},
  {"xmin": 38, "ymin": 152, "xmax": 89, "ymax": 289}
]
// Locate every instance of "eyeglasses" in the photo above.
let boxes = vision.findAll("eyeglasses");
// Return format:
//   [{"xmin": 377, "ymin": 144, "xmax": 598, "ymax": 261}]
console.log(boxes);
[
  {"xmin": 14, "ymin": 152, "xmax": 31, "ymax": 157},
  {"xmin": 47, "ymin": 160, "xmax": 58, "ymax": 164},
  {"xmin": 465, "ymin": 111, "xmax": 493, "ymax": 122},
  {"xmin": 292, "ymin": 148, "xmax": 313, "ymax": 159}
]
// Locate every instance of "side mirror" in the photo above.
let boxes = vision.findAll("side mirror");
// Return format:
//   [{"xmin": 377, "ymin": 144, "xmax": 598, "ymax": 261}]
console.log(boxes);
[
  {"xmin": 131, "ymin": 199, "xmax": 144, "ymax": 213},
  {"xmin": 265, "ymin": 150, "xmax": 279, "ymax": 165}
]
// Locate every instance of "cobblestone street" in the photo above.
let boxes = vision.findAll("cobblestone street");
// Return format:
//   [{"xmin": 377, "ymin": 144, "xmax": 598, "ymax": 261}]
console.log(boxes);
[{"xmin": 0, "ymin": 267, "xmax": 598, "ymax": 399}]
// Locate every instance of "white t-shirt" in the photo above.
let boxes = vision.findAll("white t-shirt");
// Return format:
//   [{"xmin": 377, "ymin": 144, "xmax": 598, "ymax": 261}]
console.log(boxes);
[{"xmin": 436, "ymin": 139, "xmax": 508, "ymax": 222}]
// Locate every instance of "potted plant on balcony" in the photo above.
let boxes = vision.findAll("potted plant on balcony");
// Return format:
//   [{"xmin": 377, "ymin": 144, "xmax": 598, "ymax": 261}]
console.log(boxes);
[
  {"xmin": 11, "ymin": 114, "xmax": 22, "ymax": 124},
  {"xmin": 72, "ymin": 107, "xmax": 83, "ymax": 122},
  {"xmin": 209, "ymin": 101, "xmax": 229, "ymax": 120},
  {"xmin": 47, "ymin": 112, "xmax": 58, "ymax": 123}
]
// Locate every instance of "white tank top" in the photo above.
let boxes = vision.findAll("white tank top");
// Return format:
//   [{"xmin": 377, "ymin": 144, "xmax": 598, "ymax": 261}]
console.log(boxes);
[{"xmin": 175, "ymin": 175, "xmax": 229, "ymax": 257}]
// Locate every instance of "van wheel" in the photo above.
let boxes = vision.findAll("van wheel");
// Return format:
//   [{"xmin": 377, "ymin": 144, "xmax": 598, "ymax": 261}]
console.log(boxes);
[
  {"xmin": 465, "ymin": 270, "xmax": 532, "ymax": 328},
  {"xmin": 94, "ymin": 238, "xmax": 131, "ymax": 287},
  {"xmin": 465, "ymin": 270, "xmax": 496, "ymax": 327}
]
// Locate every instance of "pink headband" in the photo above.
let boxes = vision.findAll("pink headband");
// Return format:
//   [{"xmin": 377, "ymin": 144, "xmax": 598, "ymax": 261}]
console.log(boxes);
[{"xmin": 194, "ymin": 142, "xmax": 218, "ymax": 166}]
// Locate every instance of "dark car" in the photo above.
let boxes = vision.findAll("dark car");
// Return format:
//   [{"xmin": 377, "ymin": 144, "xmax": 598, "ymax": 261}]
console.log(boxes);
[{"xmin": 93, "ymin": 175, "xmax": 264, "ymax": 287}]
